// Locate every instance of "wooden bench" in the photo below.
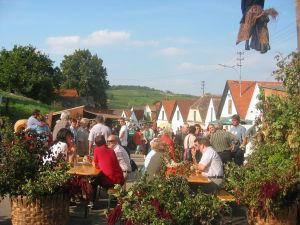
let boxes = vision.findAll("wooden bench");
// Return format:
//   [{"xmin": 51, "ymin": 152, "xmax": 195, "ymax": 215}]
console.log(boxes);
[{"xmin": 216, "ymin": 190, "xmax": 236, "ymax": 202}]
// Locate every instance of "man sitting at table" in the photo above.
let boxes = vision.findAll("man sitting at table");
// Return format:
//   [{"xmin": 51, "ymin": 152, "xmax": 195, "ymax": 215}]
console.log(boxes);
[
  {"xmin": 107, "ymin": 134, "xmax": 132, "ymax": 179},
  {"xmin": 191, "ymin": 137, "xmax": 224, "ymax": 193},
  {"xmin": 92, "ymin": 135, "xmax": 124, "ymax": 204}
]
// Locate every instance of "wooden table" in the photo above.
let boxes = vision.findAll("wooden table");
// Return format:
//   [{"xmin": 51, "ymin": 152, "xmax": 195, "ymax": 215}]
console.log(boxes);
[
  {"xmin": 166, "ymin": 166, "xmax": 211, "ymax": 184},
  {"xmin": 186, "ymin": 173, "xmax": 211, "ymax": 184},
  {"xmin": 67, "ymin": 163, "xmax": 101, "ymax": 218},
  {"xmin": 67, "ymin": 163, "xmax": 101, "ymax": 176}
]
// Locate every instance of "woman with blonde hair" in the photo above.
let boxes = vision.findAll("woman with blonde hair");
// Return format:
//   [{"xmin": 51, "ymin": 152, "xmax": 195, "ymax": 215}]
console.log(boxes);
[{"xmin": 143, "ymin": 138, "xmax": 168, "ymax": 180}]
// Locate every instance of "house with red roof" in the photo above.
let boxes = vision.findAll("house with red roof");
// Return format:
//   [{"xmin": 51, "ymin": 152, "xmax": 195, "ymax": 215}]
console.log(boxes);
[
  {"xmin": 156, "ymin": 100, "xmax": 176, "ymax": 129},
  {"xmin": 55, "ymin": 88, "xmax": 95, "ymax": 108},
  {"xmin": 218, "ymin": 80, "xmax": 283, "ymax": 125},
  {"xmin": 187, "ymin": 95, "xmax": 221, "ymax": 128},
  {"xmin": 170, "ymin": 100, "xmax": 195, "ymax": 132}
]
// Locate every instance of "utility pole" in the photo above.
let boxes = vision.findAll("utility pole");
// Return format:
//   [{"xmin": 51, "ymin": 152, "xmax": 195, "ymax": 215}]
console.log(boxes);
[
  {"xmin": 200, "ymin": 81, "xmax": 205, "ymax": 96},
  {"xmin": 296, "ymin": 0, "xmax": 300, "ymax": 51},
  {"xmin": 236, "ymin": 51, "xmax": 244, "ymax": 97}
]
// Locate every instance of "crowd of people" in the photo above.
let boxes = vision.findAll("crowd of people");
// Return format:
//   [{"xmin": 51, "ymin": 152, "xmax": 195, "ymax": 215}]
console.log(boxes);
[{"xmin": 24, "ymin": 108, "xmax": 263, "ymax": 197}]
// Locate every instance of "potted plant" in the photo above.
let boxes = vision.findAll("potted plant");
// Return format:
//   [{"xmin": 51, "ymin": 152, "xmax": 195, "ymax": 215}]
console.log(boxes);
[
  {"xmin": 225, "ymin": 52, "xmax": 300, "ymax": 225},
  {"xmin": 107, "ymin": 174, "xmax": 229, "ymax": 225},
  {"xmin": 0, "ymin": 120, "xmax": 78, "ymax": 225}
]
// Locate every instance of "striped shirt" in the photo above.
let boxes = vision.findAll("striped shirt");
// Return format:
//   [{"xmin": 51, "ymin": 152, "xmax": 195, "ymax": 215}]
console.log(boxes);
[{"xmin": 209, "ymin": 130, "xmax": 236, "ymax": 152}]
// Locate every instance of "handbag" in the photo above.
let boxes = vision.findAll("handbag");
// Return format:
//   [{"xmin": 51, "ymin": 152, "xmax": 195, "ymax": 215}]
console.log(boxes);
[{"xmin": 130, "ymin": 159, "xmax": 138, "ymax": 172}]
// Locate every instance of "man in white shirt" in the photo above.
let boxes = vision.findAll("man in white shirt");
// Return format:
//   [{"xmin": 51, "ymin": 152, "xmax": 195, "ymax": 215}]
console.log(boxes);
[
  {"xmin": 27, "ymin": 109, "xmax": 42, "ymax": 127},
  {"xmin": 118, "ymin": 118, "xmax": 128, "ymax": 151},
  {"xmin": 107, "ymin": 135, "xmax": 131, "ymax": 179},
  {"xmin": 191, "ymin": 137, "xmax": 223, "ymax": 193},
  {"xmin": 230, "ymin": 114, "xmax": 246, "ymax": 165},
  {"xmin": 88, "ymin": 115, "xmax": 111, "ymax": 155}
]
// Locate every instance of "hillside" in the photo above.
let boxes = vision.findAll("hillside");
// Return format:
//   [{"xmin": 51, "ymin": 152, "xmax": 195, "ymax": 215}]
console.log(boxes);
[
  {"xmin": 107, "ymin": 85, "xmax": 198, "ymax": 109},
  {"xmin": 0, "ymin": 86, "xmax": 197, "ymax": 121},
  {"xmin": 0, "ymin": 90, "xmax": 62, "ymax": 122}
]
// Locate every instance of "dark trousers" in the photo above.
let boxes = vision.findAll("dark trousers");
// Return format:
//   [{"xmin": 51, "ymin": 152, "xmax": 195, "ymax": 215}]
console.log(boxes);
[
  {"xmin": 232, "ymin": 148, "xmax": 244, "ymax": 166},
  {"xmin": 218, "ymin": 150, "xmax": 232, "ymax": 164},
  {"xmin": 122, "ymin": 145, "xmax": 131, "ymax": 158}
]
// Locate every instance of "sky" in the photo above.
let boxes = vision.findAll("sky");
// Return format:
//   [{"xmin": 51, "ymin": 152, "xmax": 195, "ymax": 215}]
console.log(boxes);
[{"xmin": 0, "ymin": 0, "xmax": 297, "ymax": 96}]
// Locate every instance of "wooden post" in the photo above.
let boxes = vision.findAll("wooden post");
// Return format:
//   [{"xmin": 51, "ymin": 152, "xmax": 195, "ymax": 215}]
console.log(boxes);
[{"xmin": 297, "ymin": 0, "xmax": 300, "ymax": 52}]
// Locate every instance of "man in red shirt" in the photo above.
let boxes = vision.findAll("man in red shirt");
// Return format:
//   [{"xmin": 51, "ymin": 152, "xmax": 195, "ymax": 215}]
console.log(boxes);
[{"xmin": 92, "ymin": 135, "xmax": 124, "ymax": 204}]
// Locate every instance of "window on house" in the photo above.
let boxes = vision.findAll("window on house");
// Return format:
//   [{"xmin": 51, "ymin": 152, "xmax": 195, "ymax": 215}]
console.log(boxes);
[
  {"xmin": 210, "ymin": 108, "xmax": 213, "ymax": 122},
  {"xmin": 228, "ymin": 99, "xmax": 232, "ymax": 114},
  {"xmin": 193, "ymin": 111, "xmax": 196, "ymax": 122},
  {"xmin": 162, "ymin": 111, "xmax": 165, "ymax": 120}
]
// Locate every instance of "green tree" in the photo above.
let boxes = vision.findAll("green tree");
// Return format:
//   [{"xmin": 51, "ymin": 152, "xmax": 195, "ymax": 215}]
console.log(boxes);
[
  {"xmin": 60, "ymin": 49, "xmax": 109, "ymax": 108},
  {"xmin": 0, "ymin": 45, "xmax": 59, "ymax": 104}
]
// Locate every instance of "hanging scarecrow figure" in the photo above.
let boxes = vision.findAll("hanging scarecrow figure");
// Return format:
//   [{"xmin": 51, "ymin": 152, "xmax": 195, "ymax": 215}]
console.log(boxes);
[{"xmin": 236, "ymin": 0, "xmax": 278, "ymax": 53}]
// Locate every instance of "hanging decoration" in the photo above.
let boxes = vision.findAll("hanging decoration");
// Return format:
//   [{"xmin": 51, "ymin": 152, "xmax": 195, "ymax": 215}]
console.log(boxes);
[{"xmin": 236, "ymin": 0, "xmax": 278, "ymax": 54}]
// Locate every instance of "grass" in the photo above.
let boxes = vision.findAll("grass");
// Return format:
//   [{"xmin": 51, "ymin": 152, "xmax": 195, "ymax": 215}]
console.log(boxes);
[
  {"xmin": 107, "ymin": 85, "xmax": 197, "ymax": 109},
  {"xmin": 0, "ymin": 90, "xmax": 62, "ymax": 123},
  {"xmin": 0, "ymin": 85, "xmax": 197, "ymax": 122}
]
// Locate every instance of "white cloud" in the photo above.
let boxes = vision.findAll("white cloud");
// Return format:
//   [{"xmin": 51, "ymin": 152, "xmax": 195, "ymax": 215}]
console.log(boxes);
[
  {"xmin": 128, "ymin": 40, "xmax": 159, "ymax": 47},
  {"xmin": 46, "ymin": 30, "xmax": 161, "ymax": 55},
  {"xmin": 46, "ymin": 36, "xmax": 80, "ymax": 45},
  {"xmin": 46, "ymin": 36, "xmax": 80, "ymax": 55},
  {"xmin": 157, "ymin": 47, "xmax": 186, "ymax": 57},
  {"xmin": 177, "ymin": 62, "xmax": 220, "ymax": 72},
  {"xmin": 83, "ymin": 30, "xmax": 130, "ymax": 45},
  {"xmin": 164, "ymin": 37, "xmax": 197, "ymax": 44}
]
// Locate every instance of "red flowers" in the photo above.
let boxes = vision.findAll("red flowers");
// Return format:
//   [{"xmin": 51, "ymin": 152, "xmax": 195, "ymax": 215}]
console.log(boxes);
[{"xmin": 150, "ymin": 199, "xmax": 172, "ymax": 220}]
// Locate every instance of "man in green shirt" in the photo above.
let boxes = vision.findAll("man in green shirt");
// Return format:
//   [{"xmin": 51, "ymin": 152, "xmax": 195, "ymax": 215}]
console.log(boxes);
[{"xmin": 209, "ymin": 123, "xmax": 237, "ymax": 164}]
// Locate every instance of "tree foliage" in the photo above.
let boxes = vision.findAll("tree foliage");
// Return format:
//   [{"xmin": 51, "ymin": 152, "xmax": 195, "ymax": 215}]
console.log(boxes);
[
  {"xmin": 60, "ymin": 49, "xmax": 109, "ymax": 108},
  {"xmin": 0, "ymin": 45, "xmax": 61, "ymax": 104},
  {"xmin": 225, "ymin": 52, "xmax": 300, "ymax": 220}
]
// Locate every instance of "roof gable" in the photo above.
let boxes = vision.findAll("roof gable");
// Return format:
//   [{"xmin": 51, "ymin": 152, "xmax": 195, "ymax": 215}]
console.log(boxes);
[
  {"xmin": 133, "ymin": 109, "xmax": 144, "ymax": 120},
  {"xmin": 175, "ymin": 100, "xmax": 196, "ymax": 121},
  {"xmin": 227, "ymin": 80, "xmax": 282, "ymax": 119},
  {"xmin": 161, "ymin": 100, "xmax": 176, "ymax": 122}
]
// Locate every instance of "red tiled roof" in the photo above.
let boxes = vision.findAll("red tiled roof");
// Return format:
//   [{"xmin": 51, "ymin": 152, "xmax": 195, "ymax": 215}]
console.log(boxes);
[
  {"xmin": 212, "ymin": 97, "xmax": 221, "ymax": 118},
  {"xmin": 227, "ymin": 80, "xmax": 282, "ymax": 119},
  {"xmin": 176, "ymin": 100, "xmax": 196, "ymax": 121},
  {"xmin": 161, "ymin": 100, "xmax": 176, "ymax": 122},
  {"xmin": 56, "ymin": 89, "xmax": 78, "ymax": 97},
  {"xmin": 133, "ymin": 109, "xmax": 144, "ymax": 121},
  {"xmin": 153, "ymin": 101, "xmax": 162, "ymax": 111},
  {"xmin": 123, "ymin": 110, "xmax": 131, "ymax": 118}
]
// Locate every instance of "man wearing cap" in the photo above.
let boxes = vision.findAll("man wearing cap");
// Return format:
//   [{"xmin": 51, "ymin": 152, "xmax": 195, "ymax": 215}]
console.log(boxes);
[{"xmin": 88, "ymin": 115, "xmax": 111, "ymax": 155}]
